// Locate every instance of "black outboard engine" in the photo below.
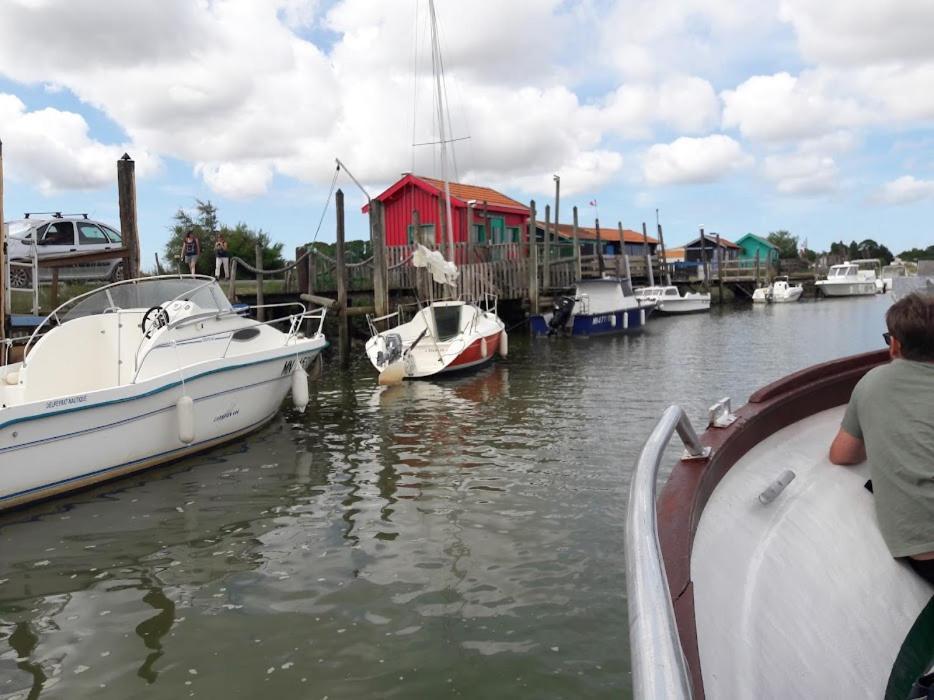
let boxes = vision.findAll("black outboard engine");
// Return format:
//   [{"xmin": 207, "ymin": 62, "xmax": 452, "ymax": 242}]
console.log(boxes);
[
  {"xmin": 376, "ymin": 333, "xmax": 403, "ymax": 366},
  {"xmin": 548, "ymin": 296, "xmax": 576, "ymax": 335}
]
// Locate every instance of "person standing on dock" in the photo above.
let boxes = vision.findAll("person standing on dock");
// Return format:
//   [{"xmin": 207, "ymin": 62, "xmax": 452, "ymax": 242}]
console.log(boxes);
[
  {"xmin": 180, "ymin": 230, "xmax": 200, "ymax": 275},
  {"xmin": 213, "ymin": 233, "xmax": 230, "ymax": 279},
  {"xmin": 829, "ymin": 292, "xmax": 934, "ymax": 584}
]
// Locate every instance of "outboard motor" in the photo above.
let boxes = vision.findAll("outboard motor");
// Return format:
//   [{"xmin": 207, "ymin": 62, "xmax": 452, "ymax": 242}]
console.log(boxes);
[
  {"xmin": 548, "ymin": 296, "xmax": 576, "ymax": 335},
  {"xmin": 376, "ymin": 333, "xmax": 403, "ymax": 367}
]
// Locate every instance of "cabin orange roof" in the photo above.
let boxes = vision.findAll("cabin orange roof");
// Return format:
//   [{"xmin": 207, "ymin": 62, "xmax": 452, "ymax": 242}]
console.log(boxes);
[
  {"xmin": 545, "ymin": 221, "xmax": 658, "ymax": 245},
  {"xmin": 416, "ymin": 175, "xmax": 528, "ymax": 210}
]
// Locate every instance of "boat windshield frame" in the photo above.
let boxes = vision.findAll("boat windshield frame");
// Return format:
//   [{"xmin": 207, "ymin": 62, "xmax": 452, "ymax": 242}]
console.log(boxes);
[{"xmin": 23, "ymin": 275, "xmax": 231, "ymax": 360}]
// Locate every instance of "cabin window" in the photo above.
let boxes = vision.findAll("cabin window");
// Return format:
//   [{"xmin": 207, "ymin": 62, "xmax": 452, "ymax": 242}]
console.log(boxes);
[
  {"xmin": 473, "ymin": 223, "xmax": 486, "ymax": 243},
  {"xmin": 666, "ymin": 288, "xmax": 678, "ymax": 296},
  {"xmin": 41, "ymin": 222, "xmax": 75, "ymax": 246},
  {"xmin": 432, "ymin": 305, "xmax": 461, "ymax": 341},
  {"xmin": 507, "ymin": 226, "xmax": 520, "ymax": 243},
  {"xmin": 489, "ymin": 216, "xmax": 505, "ymax": 243},
  {"xmin": 407, "ymin": 223, "xmax": 435, "ymax": 246},
  {"xmin": 77, "ymin": 222, "xmax": 108, "ymax": 244}
]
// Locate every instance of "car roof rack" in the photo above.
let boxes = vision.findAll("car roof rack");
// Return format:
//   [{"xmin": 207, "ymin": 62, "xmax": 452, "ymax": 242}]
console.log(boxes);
[
  {"xmin": 23, "ymin": 211, "xmax": 63, "ymax": 219},
  {"xmin": 61, "ymin": 213, "xmax": 90, "ymax": 219}
]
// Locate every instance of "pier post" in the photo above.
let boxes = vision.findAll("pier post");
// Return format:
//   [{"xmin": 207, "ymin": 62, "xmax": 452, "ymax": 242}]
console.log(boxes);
[
  {"xmin": 755, "ymin": 250, "xmax": 761, "ymax": 289},
  {"xmin": 466, "ymin": 203, "xmax": 474, "ymax": 262},
  {"xmin": 336, "ymin": 189, "xmax": 350, "ymax": 368},
  {"xmin": 413, "ymin": 208, "xmax": 429, "ymax": 300},
  {"xmin": 552, "ymin": 174, "xmax": 560, "ymax": 288},
  {"xmin": 0, "ymin": 139, "xmax": 6, "ymax": 342},
  {"xmin": 657, "ymin": 219, "xmax": 670, "ymax": 285},
  {"xmin": 483, "ymin": 200, "xmax": 490, "ymax": 251},
  {"xmin": 543, "ymin": 204, "xmax": 551, "ymax": 291},
  {"xmin": 595, "ymin": 218, "xmax": 605, "ymax": 276},
  {"xmin": 572, "ymin": 206, "xmax": 581, "ymax": 280},
  {"xmin": 117, "ymin": 153, "xmax": 141, "ymax": 280},
  {"xmin": 296, "ymin": 246, "xmax": 309, "ymax": 295},
  {"xmin": 370, "ymin": 199, "xmax": 389, "ymax": 318},
  {"xmin": 619, "ymin": 223, "xmax": 633, "ymax": 288},
  {"xmin": 716, "ymin": 232, "xmax": 724, "ymax": 305},
  {"xmin": 699, "ymin": 228, "xmax": 709, "ymax": 293},
  {"xmin": 642, "ymin": 222, "xmax": 654, "ymax": 287},
  {"xmin": 528, "ymin": 200, "xmax": 539, "ymax": 314},
  {"xmin": 308, "ymin": 245, "xmax": 316, "ymax": 296},
  {"xmin": 255, "ymin": 243, "xmax": 265, "ymax": 322},
  {"xmin": 228, "ymin": 259, "xmax": 237, "ymax": 299},
  {"xmin": 436, "ymin": 196, "xmax": 446, "ymax": 259}
]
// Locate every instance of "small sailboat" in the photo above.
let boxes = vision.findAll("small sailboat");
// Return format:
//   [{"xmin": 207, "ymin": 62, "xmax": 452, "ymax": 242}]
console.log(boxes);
[
  {"xmin": 751, "ymin": 275, "xmax": 804, "ymax": 303},
  {"xmin": 365, "ymin": 245, "xmax": 506, "ymax": 383}
]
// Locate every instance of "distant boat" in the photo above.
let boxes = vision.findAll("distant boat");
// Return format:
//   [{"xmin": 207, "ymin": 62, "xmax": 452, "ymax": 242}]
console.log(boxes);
[
  {"xmin": 881, "ymin": 262, "xmax": 908, "ymax": 293},
  {"xmin": 530, "ymin": 277, "xmax": 654, "ymax": 336},
  {"xmin": 634, "ymin": 285, "xmax": 710, "ymax": 315},
  {"xmin": 815, "ymin": 261, "xmax": 878, "ymax": 297},
  {"xmin": 752, "ymin": 276, "xmax": 804, "ymax": 303},
  {"xmin": 626, "ymin": 350, "xmax": 933, "ymax": 698}
]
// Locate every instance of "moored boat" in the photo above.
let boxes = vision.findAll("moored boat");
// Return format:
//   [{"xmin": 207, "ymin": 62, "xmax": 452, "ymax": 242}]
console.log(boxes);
[
  {"xmin": 751, "ymin": 275, "xmax": 804, "ymax": 303},
  {"xmin": 634, "ymin": 285, "xmax": 710, "ymax": 315},
  {"xmin": 530, "ymin": 277, "xmax": 655, "ymax": 336},
  {"xmin": 0, "ymin": 275, "xmax": 328, "ymax": 511},
  {"xmin": 625, "ymin": 350, "xmax": 933, "ymax": 698},
  {"xmin": 816, "ymin": 261, "xmax": 880, "ymax": 297}
]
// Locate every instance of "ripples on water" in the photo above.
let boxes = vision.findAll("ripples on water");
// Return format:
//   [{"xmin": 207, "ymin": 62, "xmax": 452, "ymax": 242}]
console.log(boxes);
[{"xmin": 0, "ymin": 296, "xmax": 891, "ymax": 698}]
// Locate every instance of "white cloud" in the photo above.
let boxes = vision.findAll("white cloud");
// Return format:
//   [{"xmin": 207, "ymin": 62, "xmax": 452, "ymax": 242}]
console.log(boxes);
[
  {"xmin": 0, "ymin": 93, "xmax": 159, "ymax": 195},
  {"xmin": 763, "ymin": 152, "xmax": 838, "ymax": 195},
  {"xmin": 601, "ymin": 76, "xmax": 721, "ymax": 138},
  {"xmin": 195, "ymin": 162, "xmax": 274, "ymax": 200},
  {"xmin": 874, "ymin": 176, "xmax": 934, "ymax": 205},
  {"xmin": 643, "ymin": 135, "xmax": 752, "ymax": 185}
]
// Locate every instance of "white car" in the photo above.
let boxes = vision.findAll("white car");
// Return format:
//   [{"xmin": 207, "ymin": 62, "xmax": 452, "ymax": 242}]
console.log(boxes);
[{"xmin": 3, "ymin": 213, "xmax": 125, "ymax": 287}]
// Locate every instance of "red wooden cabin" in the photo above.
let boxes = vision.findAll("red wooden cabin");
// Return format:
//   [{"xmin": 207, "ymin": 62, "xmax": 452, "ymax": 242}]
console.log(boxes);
[{"xmin": 364, "ymin": 174, "xmax": 530, "ymax": 256}]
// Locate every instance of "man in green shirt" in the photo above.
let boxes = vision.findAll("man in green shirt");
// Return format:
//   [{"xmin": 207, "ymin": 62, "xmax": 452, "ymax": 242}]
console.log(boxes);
[{"xmin": 830, "ymin": 292, "xmax": 934, "ymax": 584}]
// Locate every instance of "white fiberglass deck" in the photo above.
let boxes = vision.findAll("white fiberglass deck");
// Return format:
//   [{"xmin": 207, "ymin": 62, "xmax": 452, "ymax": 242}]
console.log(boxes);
[{"xmin": 692, "ymin": 406, "xmax": 933, "ymax": 698}]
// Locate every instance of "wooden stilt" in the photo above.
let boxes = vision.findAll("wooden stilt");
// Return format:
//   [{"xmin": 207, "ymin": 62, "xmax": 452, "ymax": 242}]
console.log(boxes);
[
  {"xmin": 255, "ymin": 243, "xmax": 265, "ymax": 322},
  {"xmin": 370, "ymin": 199, "xmax": 389, "ymax": 317},
  {"xmin": 117, "ymin": 154, "xmax": 140, "ymax": 279}
]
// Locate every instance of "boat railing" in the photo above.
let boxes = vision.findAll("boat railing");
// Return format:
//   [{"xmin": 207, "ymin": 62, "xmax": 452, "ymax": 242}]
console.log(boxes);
[
  {"xmin": 132, "ymin": 306, "xmax": 327, "ymax": 382},
  {"xmin": 626, "ymin": 405, "xmax": 710, "ymax": 700},
  {"xmin": 366, "ymin": 310, "xmax": 401, "ymax": 337}
]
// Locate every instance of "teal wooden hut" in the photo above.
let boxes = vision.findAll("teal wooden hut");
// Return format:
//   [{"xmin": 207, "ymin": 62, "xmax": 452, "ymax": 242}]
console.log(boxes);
[{"xmin": 736, "ymin": 233, "xmax": 780, "ymax": 267}]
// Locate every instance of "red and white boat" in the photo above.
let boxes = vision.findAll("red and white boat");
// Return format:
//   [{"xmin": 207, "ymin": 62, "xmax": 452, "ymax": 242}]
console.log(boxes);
[{"xmin": 365, "ymin": 245, "xmax": 506, "ymax": 384}]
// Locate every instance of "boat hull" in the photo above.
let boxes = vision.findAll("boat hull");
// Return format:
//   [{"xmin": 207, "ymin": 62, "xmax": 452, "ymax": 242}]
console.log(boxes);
[
  {"xmin": 530, "ymin": 306, "xmax": 653, "ymax": 336},
  {"xmin": 655, "ymin": 298, "xmax": 710, "ymax": 315},
  {"xmin": 815, "ymin": 280, "xmax": 877, "ymax": 296},
  {"xmin": 0, "ymin": 342, "xmax": 325, "ymax": 511}
]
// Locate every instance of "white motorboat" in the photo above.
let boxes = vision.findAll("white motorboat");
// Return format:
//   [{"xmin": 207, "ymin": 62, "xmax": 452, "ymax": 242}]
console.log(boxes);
[
  {"xmin": 815, "ymin": 261, "xmax": 879, "ymax": 297},
  {"xmin": 626, "ymin": 351, "xmax": 933, "ymax": 698},
  {"xmin": 365, "ymin": 246, "xmax": 506, "ymax": 383},
  {"xmin": 751, "ymin": 276, "xmax": 804, "ymax": 303},
  {"xmin": 881, "ymin": 262, "xmax": 908, "ymax": 293},
  {"xmin": 634, "ymin": 285, "xmax": 710, "ymax": 314},
  {"xmin": 0, "ymin": 275, "xmax": 327, "ymax": 511}
]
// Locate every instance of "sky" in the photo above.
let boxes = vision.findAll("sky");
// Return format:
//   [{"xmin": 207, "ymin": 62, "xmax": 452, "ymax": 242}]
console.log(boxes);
[{"xmin": 1, "ymin": 0, "xmax": 934, "ymax": 268}]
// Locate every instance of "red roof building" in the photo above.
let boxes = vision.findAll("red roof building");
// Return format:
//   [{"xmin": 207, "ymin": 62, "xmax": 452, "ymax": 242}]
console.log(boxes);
[{"xmin": 364, "ymin": 174, "xmax": 530, "ymax": 254}]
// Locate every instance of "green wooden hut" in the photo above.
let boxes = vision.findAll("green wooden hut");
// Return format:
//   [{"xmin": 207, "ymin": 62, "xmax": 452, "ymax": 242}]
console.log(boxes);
[{"xmin": 736, "ymin": 233, "xmax": 780, "ymax": 267}]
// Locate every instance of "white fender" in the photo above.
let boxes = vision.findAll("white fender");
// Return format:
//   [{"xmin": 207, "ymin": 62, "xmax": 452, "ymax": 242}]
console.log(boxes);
[
  {"xmin": 640, "ymin": 308, "xmax": 646, "ymax": 326},
  {"xmin": 177, "ymin": 395, "xmax": 195, "ymax": 444},
  {"xmin": 480, "ymin": 337, "xmax": 488, "ymax": 359},
  {"xmin": 498, "ymin": 330, "xmax": 508, "ymax": 358},
  {"xmin": 291, "ymin": 362, "xmax": 309, "ymax": 412},
  {"xmin": 623, "ymin": 312, "xmax": 629, "ymax": 329},
  {"xmin": 378, "ymin": 359, "xmax": 406, "ymax": 386}
]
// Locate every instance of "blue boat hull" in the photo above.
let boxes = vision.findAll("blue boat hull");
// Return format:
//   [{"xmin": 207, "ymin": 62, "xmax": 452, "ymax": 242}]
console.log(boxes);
[{"xmin": 530, "ymin": 306, "xmax": 654, "ymax": 336}]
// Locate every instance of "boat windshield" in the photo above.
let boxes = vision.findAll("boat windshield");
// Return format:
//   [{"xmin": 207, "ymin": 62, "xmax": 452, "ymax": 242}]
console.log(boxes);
[{"xmin": 59, "ymin": 276, "xmax": 232, "ymax": 323}]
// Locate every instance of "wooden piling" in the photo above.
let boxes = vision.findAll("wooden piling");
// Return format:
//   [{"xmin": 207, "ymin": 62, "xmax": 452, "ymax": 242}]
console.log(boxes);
[
  {"xmin": 572, "ymin": 206, "xmax": 581, "ymax": 280},
  {"xmin": 466, "ymin": 203, "xmax": 474, "ymax": 262},
  {"xmin": 254, "ymin": 243, "xmax": 265, "ymax": 322},
  {"xmin": 335, "ymin": 189, "xmax": 350, "ymax": 368},
  {"xmin": 715, "ymin": 232, "xmax": 724, "ymax": 305},
  {"xmin": 642, "ymin": 222, "xmax": 654, "ymax": 287},
  {"xmin": 527, "ymin": 200, "xmax": 539, "ymax": 313},
  {"xmin": 755, "ymin": 249, "xmax": 761, "ymax": 289},
  {"xmin": 657, "ymin": 220, "xmax": 670, "ymax": 285},
  {"xmin": 553, "ymin": 175, "xmax": 560, "ymax": 287},
  {"xmin": 308, "ymin": 245, "xmax": 316, "ymax": 297},
  {"xmin": 413, "ymin": 208, "xmax": 429, "ymax": 300},
  {"xmin": 595, "ymin": 218, "xmax": 605, "ymax": 275},
  {"xmin": 699, "ymin": 228, "xmax": 709, "ymax": 293},
  {"xmin": 227, "ymin": 259, "xmax": 237, "ymax": 299},
  {"xmin": 296, "ymin": 246, "xmax": 308, "ymax": 295},
  {"xmin": 619, "ymin": 222, "xmax": 633, "ymax": 288},
  {"xmin": 543, "ymin": 204, "xmax": 551, "ymax": 291},
  {"xmin": 370, "ymin": 199, "xmax": 389, "ymax": 317},
  {"xmin": 117, "ymin": 154, "xmax": 140, "ymax": 279},
  {"xmin": 483, "ymin": 200, "xmax": 490, "ymax": 248}
]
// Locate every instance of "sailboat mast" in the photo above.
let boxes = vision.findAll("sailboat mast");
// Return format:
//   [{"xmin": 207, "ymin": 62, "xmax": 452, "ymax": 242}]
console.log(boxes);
[{"xmin": 427, "ymin": 0, "xmax": 455, "ymax": 258}]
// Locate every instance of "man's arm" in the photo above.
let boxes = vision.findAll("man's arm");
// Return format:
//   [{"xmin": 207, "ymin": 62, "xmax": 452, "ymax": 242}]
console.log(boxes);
[{"xmin": 829, "ymin": 428, "xmax": 866, "ymax": 465}]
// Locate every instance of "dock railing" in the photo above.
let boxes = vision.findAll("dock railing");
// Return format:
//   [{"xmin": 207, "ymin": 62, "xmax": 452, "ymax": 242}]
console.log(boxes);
[{"xmin": 626, "ymin": 405, "xmax": 709, "ymax": 700}]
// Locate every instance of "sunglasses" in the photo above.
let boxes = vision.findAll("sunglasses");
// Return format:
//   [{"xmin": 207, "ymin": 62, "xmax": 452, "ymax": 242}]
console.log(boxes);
[{"xmin": 883, "ymin": 332, "xmax": 892, "ymax": 346}]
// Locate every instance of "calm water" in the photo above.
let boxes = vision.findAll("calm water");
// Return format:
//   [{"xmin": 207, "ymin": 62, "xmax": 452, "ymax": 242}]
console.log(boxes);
[{"xmin": 0, "ymin": 296, "xmax": 892, "ymax": 699}]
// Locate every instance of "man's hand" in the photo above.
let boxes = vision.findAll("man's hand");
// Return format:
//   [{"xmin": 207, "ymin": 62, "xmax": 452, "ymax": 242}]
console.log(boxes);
[{"xmin": 829, "ymin": 428, "xmax": 866, "ymax": 465}]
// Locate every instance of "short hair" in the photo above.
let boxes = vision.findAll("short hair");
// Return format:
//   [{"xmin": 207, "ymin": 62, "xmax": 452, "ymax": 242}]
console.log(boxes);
[{"xmin": 886, "ymin": 292, "xmax": 934, "ymax": 362}]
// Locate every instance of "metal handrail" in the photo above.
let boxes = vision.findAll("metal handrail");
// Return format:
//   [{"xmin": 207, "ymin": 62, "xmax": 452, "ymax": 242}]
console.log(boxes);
[{"xmin": 625, "ymin": 405, "xmax": 709, "ymax": 700}]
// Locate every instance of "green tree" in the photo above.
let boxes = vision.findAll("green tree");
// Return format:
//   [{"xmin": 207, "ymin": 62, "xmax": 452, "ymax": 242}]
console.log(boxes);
[
  {"xmin": 767, "ymin": 230, "xmax": 800, "ymax": 258},
  {"xmin": 897, "ymin": 245, "xmax": 934, "ymax": 262},
  {"xmin": 164, "ymin": 199, "xmax": 284, "ymax": 277},
  {"xmin": 856, "ymin": 238, "xmax": 894, "ymax": 264}
]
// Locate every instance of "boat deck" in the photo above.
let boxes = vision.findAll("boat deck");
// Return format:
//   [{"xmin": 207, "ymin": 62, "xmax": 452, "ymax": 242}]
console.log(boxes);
[{"xmin": 692, "ymin": 406, "xmax": 933, "ymax": 698}]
